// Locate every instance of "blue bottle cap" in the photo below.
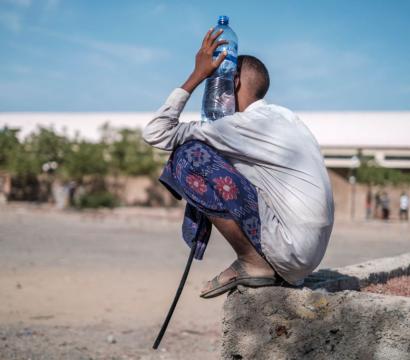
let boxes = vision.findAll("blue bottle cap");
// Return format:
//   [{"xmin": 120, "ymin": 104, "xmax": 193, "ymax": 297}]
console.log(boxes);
[{"xmin": 218, "ymin": 15, "xmax": 229, "ymax": 25}]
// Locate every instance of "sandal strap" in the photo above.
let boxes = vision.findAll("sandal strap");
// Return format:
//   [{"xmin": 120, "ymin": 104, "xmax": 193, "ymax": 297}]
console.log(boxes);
[
  {"xmin": 207, "ymin": 261, "xmax": 248, "ymax": 292},
  {"xmin": 211, "ymin": 276, "xmax": 220, "ymax": 289},
  {"xmin": 230, "ymin": 260, "xmax": 249, "ymax": 278}
]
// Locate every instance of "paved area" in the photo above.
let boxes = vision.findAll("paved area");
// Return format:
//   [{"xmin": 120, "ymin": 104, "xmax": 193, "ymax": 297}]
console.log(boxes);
[{"xmin": 0, "ymin": 203, "xmax": 409, "ymax": 359}]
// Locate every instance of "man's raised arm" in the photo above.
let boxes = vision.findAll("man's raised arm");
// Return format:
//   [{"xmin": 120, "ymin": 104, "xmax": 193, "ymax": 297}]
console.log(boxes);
[
  {"xmin": 142, "ymin": 87, "xmax": 191, "ymax": 150},
  {"xmin": 142, "ymin": 28, "xmax": 228, "ymax": 151}
]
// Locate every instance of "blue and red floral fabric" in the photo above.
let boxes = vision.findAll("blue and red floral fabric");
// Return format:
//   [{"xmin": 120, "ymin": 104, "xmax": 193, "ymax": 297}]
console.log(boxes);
[{"xmin": 159, "ymin": 140, "xmax": 262, "ymax": 260}]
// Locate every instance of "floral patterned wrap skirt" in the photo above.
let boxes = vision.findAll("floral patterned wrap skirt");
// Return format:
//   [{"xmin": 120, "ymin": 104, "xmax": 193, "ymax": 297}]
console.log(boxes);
[{"xmin": 159, "ymin": 140, "xmax": 262, "ymax": 260}]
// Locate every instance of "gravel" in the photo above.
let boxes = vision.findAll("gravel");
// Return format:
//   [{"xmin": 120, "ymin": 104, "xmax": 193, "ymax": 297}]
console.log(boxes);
[{"xmin": 362, "ymin": 275, "xmax": 410, "ymax": 297}]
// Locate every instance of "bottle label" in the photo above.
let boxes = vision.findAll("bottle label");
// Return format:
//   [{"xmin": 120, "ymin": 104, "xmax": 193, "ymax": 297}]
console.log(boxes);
[
  {"xmin": 213, "ymin": 50, "xmax": 237, "ymax": 75},
  {"xmin": 213, "ymin": 50, "xmax": 237, "ymax": 65}
]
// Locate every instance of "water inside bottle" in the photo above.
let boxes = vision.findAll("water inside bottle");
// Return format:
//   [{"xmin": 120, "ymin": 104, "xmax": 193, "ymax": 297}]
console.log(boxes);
[{"xmin": 201, "ymin": 15, "xmax": 238, "ymax": 122}]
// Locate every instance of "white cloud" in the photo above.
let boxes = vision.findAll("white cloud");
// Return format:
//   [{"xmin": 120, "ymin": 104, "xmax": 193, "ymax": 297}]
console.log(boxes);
[
  {"xmin": 10, "ymin": 64, "xmax": 32, "ymax": 74},
  {"xmin": 0, "ymin": 0, "xmax": 32, "ymax": 33},
  {"xmin": 86, "ymin": 39, "xmax": 169, "ymax": 64},
  {"xmin": 152, "ymin": 3, "xmax": 166, "ymax": 14},
  {"xmin": 44, "ymin": 0, "xmax": 59, "ymax": 11},
  {"xmin": 0, "ymin": 0, "xmax": 60, "ymax": 32},
  {"xmin": 0, "ymin": 0, "xmax": 59, "ymax": 9},
  {"xmin": 267, "ymin": 41, "xmax": 370, "ymax": 82},
  {"xmin": 0, "ymin": 0, "xmax": 31, "ymax": 7},
  {"xmin": 30, "ymin": 26, "xmax": 170, "ymax": 65},
  {"xmin": 9, "ymin": 63, "xmax": 65, "ymax": 79},
  {"xmin": 262, "ymin": 41, "xmax": 374, "ymax": 108},
  {"xmin": 0, "ymin": 10, "xmax": 22, "ymax": 31},
  {"xmin": 80, "ymin": 52, "xmax": 118, "ymax": 71},
  {"xmin": 399, "ymin": 85, "xmax": 410, "ymax": 95}
]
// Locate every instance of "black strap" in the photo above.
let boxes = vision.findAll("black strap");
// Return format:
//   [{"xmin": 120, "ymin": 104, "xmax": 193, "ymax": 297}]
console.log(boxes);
[{"xmin": 153, "ymin": 240, "xmax": 197, "ymax": 349}]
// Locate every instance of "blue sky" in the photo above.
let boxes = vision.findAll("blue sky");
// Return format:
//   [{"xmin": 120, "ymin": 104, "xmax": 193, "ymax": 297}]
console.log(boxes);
[{"xmin": 0, "ymin": 0, "xmax": 409, "ymax": 111}]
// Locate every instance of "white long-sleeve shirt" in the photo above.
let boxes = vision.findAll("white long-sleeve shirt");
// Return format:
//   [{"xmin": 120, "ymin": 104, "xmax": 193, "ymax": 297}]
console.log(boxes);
[{"xmin": 143, "ymin": 88, "xmax": 334, "ymax": 285}]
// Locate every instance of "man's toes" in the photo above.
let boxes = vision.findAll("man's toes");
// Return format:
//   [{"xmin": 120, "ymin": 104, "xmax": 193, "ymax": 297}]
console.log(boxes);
[
  {"xmin": 200, "ymin": 266, "xmax": 237, "ymax": 295},
  {"xmin": 201, "ymin": 281, "xmax": 212, "ymax": 294}
]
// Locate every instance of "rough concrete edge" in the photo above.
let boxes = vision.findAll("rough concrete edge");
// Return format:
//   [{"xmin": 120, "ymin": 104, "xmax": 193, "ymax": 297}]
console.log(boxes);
[
  {"xmin": 222, "ymin": 254, "xmax": 410, "ymax": 359},
  {"xmin": 306, "ymin": 252, "xmax": 410, "ymax": 292},
  {"xmin": 221, "ymin": 285, "xmax": 410, "ymax": 360}
]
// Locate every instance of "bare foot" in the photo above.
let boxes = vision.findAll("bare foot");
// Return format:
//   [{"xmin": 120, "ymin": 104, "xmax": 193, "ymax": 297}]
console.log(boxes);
[{"xmin": 200, "ymin": 256, "xmax": 275, "ymax": 295}]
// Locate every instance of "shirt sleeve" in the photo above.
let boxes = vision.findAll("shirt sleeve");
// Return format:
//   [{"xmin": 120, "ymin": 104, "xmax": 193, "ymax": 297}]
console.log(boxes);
[{"xmin": 142, "ymin": 88, "xmax": 246, "ymax": 157}]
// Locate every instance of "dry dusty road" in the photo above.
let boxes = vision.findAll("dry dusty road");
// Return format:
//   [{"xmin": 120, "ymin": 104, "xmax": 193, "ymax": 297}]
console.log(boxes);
[{"xmin": 1, "ymin": 203, "xmax": 409, "ymax": 359}]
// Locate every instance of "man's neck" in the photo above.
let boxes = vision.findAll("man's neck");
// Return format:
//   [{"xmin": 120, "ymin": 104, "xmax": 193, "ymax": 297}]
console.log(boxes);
[{"xmin": 238, "ymin": 96, "xmax": 259, "ymax": 112}]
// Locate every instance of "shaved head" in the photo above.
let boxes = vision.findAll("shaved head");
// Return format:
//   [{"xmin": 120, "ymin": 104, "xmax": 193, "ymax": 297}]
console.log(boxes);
[{"xmin": 237, "ymin": 55, "xmax": 270, "ymax": 100}]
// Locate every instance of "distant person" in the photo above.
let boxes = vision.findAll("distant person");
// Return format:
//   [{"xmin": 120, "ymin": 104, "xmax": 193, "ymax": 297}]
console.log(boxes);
[
  {"xmin": 68, "ymin": 180, "xmax": 77, "ymax": 206},
  {"xmin": 0, "ymin": 177, "xmax": 6, "ymax": 205},
  {"xmin": 143, "ymin": 29, "xmax": 334, "ymax": 298},
  {"xmin": 374, "ymin": 191, "xmax": 381, "ymax": 219},
  {"xmin": 365, "ymin": 189, "xmax": 372, "ymax": 220},
  {"xmin": 399, "ymin": 192, "xmax": 409, "ymax": 221},
  {"xmin": 380, "ymin": 191, "xmax": 390, "ymax": 221}
]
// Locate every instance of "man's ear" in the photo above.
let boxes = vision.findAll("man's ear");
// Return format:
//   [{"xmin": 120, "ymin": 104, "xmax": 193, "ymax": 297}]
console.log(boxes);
[{"xmin": 234, "ymin": 75, "xmax": 241, "ymax": 92}]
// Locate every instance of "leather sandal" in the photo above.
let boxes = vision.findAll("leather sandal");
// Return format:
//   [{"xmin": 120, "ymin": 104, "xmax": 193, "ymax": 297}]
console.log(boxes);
[{"xmin": 200, "ymin": 260, "xmax": 278, "ymax": 299}]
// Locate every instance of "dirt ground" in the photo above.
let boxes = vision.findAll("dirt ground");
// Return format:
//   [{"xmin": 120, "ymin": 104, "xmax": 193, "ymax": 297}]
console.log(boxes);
[
  {"xmin": 1, "ymin": 203, "xmax": 410, "ymax": 360},
  {"xmin": 362, "ymin": 275, "xmax": 410, "ymax": 297}
]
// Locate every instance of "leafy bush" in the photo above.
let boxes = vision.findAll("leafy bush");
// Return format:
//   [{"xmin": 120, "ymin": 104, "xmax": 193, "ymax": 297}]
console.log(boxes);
[
  {"xmin": 356, "ymin": 163, "xmax": 410, "ymax": 186},
  {"xmin": 0, "ymin": 124, "xmax": 166, "ymax": 204},
  {"xmin": 0, "ymin": 124, "xmax": 164, "ymax": 180},
  {"xmin": 63, "ymin": 142, "xmax": 108, "ymax": 180},
  {"xmin": 76, "ymin": 191, "xmax": 119, "ymax": 209},
  {"xmin": 101, "ymin": 126, "xmax": 163, "ymax": 176},
  {"xmin": 0, "ymin": 127, "xmax": 20, "ymax": 170}
]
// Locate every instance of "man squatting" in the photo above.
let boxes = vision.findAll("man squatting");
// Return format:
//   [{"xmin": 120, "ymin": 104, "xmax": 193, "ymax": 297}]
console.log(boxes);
[{"xmin": 143, "ymin": 28, "xmax": 334, "ymax": 298}]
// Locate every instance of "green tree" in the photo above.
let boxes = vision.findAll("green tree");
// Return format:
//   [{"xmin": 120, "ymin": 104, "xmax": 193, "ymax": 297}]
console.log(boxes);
[
  {"xmin": 62, "ymin": 141, "xmax": 108, "ymax": 181},
  {"xmin": 109, "ymin": 128, "xmax": 162, "ymax": 176},
  {"xmin": 0, "ymin": 123, "xmax": 165, "ymax": 206},
  {"xmin": 0, "ymin": 127, "xmax": 21, "ymax": 170},
  {"xmin": 357, "ymin": 163, "xmax": 410, "ymax": 186},
  {"xmin": 24, "ymin": 126, "xmax": 69, "ymax": 173}
]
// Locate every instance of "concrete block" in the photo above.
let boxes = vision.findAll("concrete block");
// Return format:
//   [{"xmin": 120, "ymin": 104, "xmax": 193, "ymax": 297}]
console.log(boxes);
[
  {"xmin": 222, "ymin": 287, "xmax": 410, "ymax": 359},
  {"xmin": 222, "ymin": 253, "xmax": 410, "ymax": 359}
]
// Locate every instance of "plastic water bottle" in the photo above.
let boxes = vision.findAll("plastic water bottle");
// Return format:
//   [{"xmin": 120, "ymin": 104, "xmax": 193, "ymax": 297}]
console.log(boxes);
[{"xmin": 201, "ymin": 15, "xmax": 238, "ymax": 122}]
